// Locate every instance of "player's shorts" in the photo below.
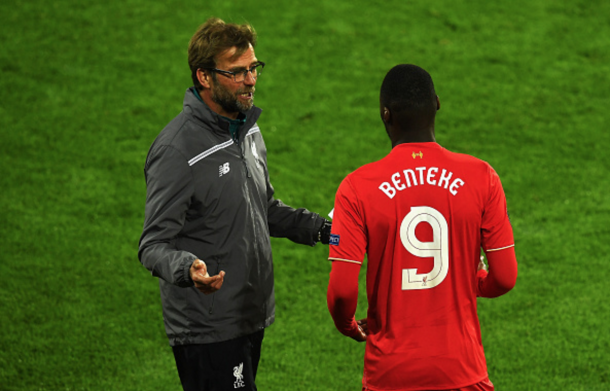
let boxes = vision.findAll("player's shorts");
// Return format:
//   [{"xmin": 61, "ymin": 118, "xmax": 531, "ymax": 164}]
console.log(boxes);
[
  {"xmin": 362, "ymin": 376, "xmax": 494, "ymax": 391},
  {"xmin": 450, "ymin": 376, "xmax": 494, "ymax": 391}
]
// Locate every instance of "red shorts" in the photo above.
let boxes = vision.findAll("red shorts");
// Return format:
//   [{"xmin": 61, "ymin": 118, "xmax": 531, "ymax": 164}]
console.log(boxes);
[
  {"xmin": 362, "ymin": 376, "xmax": 494, "ymax": 391},
  {"xmin": 446, "ymin": 377, "xmax": 494, "ymax": 391}
]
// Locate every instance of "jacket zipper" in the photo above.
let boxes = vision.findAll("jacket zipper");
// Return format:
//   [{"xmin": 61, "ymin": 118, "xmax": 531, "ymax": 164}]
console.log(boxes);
[
  {"xmin": 234, "ymin": 135, "xmax": 263, "ymax": 318},
  {"xmin": 239, "ymin": 139, "xmax": 262, "ymax": 316},
  {"xmin": 208, "ymin": 257, "xmax": 221, "ymax": 314},
  {"xmin": 209, "ymin": 294, "xmax": 215, "ymax": 314},
  {"xmin": 238, "ymin": 139, "xmax": 251, "ymax": 178}
]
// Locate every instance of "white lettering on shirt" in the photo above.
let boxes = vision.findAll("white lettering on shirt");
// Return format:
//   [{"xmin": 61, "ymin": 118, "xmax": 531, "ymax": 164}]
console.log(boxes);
[
  {"xmin": 379, "ymin": 182, "xmax": 397, "ymax": 199},
  {"xmin": 378, "ymin": 166, "xmax": 465, "ymax": 199},
  {"xmin": 404, "ymin": 169, "xmax": 417, "ymax": 187},
  {"xmin": 392, "ymin": 172, "xmax": 406, "ymax": 191},
  {"xmin": 438, "ymin": 169, "xmax": 452, "ymax": 189},
  {"xmin": 415, "ymin": 167, "xmax": 426, "ymax": 186},
  {"xmin": 449, "ymin": 178, "xmax": 465, "ymax": 196},
  {"xmin": 427, "ymin": 167, "xmax": 438, "ymax": 185}
]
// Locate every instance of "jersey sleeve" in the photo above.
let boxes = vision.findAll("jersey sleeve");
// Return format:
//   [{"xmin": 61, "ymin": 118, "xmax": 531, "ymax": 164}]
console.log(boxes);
[
  {"xmin": 481, "ymin": 165, "xmax": 514, "ymax": 252},
  {"xmin": 328, "ymin": 176, "xmax": 367, "ymax": 264},
  {"xmin": 477, "ymin": 246, "xmax": 518, "ymax": 297},
  {"xmin": 327, "ymin": 261, "xmax": 363, "ymax": 338}
]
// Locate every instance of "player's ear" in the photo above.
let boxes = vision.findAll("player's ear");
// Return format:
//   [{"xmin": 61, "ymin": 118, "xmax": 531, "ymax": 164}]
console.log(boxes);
[
  {"xmin": 197, "ymin": 69, "xmax": 211, "ymax": 89},
  {"xmin": 382, "ymin": 107, "xmax": 391, "ymax": 124},
  {"xmin": 436, "ymin": 95, "xmax": 441, "ymax": 111}
]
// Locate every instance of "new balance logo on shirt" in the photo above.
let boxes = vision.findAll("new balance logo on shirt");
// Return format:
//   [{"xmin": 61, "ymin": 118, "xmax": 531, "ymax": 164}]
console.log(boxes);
[{"xmin": 219, "ymin": 162, "xmax": 230, "ymax": 177}]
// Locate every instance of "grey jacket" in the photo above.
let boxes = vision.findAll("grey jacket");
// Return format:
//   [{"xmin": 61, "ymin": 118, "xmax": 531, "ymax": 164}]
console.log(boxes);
[{"xmin": 139, "ymin": 88, "xmax": 325, "ymax": 346}]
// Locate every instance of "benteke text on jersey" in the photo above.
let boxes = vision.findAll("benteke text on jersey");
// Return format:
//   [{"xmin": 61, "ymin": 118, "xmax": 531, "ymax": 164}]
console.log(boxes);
[{"xmin": 378, "ymin": 166, "xmax": 465, "ymax": 199}]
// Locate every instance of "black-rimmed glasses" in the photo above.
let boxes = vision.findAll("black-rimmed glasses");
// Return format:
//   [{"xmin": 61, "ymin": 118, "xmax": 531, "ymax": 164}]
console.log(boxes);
[{"xmin": 204, "ymin": 61, "xmax": 265, "ymax": 83}]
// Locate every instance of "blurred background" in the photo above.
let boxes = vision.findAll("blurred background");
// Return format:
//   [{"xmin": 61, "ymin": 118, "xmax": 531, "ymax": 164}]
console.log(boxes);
[{"xmin": 1, "ymin": 0, "xmax": 609, "ymax": 389}]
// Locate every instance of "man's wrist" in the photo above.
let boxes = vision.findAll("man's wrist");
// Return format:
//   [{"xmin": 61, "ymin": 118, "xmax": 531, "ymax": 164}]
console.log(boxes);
[
  {"xmin": 185, "ymin": 258, "xmax": 198, "ymax": 286},
  {"xmin": 318, "ymin": 219, "xmax": 332, "ymax": 244}
]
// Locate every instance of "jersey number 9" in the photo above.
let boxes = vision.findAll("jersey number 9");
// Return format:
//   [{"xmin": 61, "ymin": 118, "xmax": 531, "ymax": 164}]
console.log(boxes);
[{"xmin": 400, "ymin": 206, "xmax": 449, "ymax": 290}]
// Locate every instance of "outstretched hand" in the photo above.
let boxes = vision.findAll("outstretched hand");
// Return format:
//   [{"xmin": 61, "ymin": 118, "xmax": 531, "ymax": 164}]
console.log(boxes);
[
  {"xmin": 190, "ymin": 259, "xmax": 225, "ymax": 295},
  {"xmin": 351, "ymin": 318, "xmax": 368, "ymax": 342}
]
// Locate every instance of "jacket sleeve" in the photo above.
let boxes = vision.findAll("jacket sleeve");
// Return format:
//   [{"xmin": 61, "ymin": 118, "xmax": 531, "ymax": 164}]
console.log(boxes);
[
  {"xmin": 266, "ymin": 179, "xmax": 326, "ymax": 246},
  {"xmin": 138, "ymin": 144, "xmax": 197, "ymax": 287}
]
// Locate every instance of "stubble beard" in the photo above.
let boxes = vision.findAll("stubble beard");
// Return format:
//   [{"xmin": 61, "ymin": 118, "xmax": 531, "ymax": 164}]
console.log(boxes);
[{"xmin": 211, "ymin": 81, "xmax": 255, "ymax": 114}]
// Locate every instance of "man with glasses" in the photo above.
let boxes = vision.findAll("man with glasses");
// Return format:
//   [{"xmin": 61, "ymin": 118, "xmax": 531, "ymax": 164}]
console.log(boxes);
[{"xmin": 139, "ymin": 17, "xmax": 331, "ymax": 391}]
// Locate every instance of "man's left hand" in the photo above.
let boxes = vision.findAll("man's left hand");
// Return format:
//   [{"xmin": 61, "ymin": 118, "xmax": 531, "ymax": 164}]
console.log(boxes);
[{"xmin": 190, "ymin": 259, "xmax": 225, "ymax": 295}]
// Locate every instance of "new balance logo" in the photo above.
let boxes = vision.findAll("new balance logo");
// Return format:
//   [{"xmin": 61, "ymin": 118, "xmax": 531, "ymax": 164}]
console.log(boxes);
[
  {"xmin": 219, "ymin": 162, "xmax": 231, "ymax": 177},
  {"xmin": 233, "ymin": 362, "xmax": 245, "ymax": 389}
]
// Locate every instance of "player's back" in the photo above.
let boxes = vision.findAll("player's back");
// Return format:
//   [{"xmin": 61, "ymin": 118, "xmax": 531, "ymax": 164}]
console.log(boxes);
[{"xmin": 348, "ymin": 142, "xmax": 503, "ymax": 390}]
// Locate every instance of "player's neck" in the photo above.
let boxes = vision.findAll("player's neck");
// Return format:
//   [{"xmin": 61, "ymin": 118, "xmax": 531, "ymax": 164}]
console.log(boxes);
[{"xmin": 391, "ymin": 129, "xmax": 436, "ymax": 148}]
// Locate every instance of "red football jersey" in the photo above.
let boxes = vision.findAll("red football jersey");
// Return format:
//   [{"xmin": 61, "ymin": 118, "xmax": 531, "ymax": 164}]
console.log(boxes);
[{"xmin": 329, "ymin": 142, "xmax": 514, "ymax": 390}]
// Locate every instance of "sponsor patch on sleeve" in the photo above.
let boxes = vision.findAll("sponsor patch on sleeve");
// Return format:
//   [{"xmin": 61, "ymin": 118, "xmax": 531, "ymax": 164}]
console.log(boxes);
[{"xmin": 329, "ymin": 234, "xmax": 340, "ymax": 246}]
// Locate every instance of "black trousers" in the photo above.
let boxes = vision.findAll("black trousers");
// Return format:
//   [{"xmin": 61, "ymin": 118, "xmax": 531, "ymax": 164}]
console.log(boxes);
[{"xmin": 172, "ymin": 329, "xmax": 265, "ymax": 391}]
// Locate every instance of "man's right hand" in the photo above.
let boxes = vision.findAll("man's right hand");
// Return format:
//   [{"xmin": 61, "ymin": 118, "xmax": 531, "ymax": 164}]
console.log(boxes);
[
  {"xmin": 350, "ymin": 318, "xmax": 368, "ymax": 342},
  {"xmin": 190, "ymin": 259, "xmax": 225, "ymax": 295}
]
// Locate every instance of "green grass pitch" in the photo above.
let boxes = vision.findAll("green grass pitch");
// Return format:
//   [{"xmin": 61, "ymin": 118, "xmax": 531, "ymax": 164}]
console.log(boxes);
[{"xmin": 1, "ymin": 0, "xmax": 609, "ymax": 389}]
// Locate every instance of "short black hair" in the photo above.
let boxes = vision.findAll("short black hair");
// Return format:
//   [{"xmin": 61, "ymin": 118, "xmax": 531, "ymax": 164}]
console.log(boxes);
[{"xmin": 380, "ymin": 64, "xmax": 436, "ymax": 117}]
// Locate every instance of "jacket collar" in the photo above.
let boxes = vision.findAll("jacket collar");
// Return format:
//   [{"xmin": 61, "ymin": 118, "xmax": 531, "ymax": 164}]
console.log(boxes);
[{"xmin": 184, "ymin": 87, "xmax": 262, "ymax": 139}]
